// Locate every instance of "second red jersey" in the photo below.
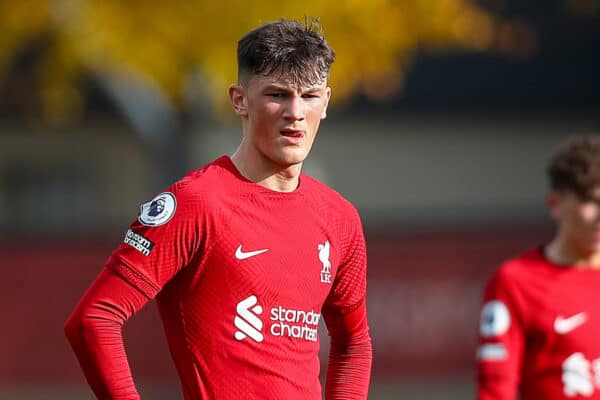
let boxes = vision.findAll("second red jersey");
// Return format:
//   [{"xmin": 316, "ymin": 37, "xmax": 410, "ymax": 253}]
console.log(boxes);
[
  {"xmin": 105, "ymin": 156, "xmax": 368, "ymax": 400},
  {"xmin": 477, "ymin": 247, "xmax": 600, "ymax": 399}
]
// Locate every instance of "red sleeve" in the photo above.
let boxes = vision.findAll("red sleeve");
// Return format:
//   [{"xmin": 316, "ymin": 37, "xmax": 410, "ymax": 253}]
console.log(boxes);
[
  {"xmin": 323, "ymin": 299, "xmax": 372, "ymax": 400},
  {"xmin": 476, "ymin": 267, "xmax": 526, "ymax": 400},
  {"xmin": 325, "ymin": 205, "xmax": 368, "ymax": 310},
  {"xmin": 106, "ymin": 186, "xmax": 204, "ymax": 297},
  {"xmin": 322, "ymin": 207, "xmax": 372, "ymax": 399},
  {"xmin": 65, "ymin": 266, "xmax": 150, "ymax": 400}
]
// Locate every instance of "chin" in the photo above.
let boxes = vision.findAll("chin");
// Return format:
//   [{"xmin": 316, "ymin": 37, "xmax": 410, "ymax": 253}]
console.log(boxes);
[
  {"xmin": 278, "ymin": 159, "xmax": 304, "ymax": 169},
  {"xmin": 275, "ymin": 151, "xmax": 308, "ymax": 167}
]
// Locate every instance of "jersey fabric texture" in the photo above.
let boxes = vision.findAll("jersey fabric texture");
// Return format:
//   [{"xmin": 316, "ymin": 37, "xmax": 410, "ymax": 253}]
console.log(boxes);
[
  {"xmin": 105, "ymin": 156, "xmax": 370, "ymax": 400},
  {"xmin": 477, "ymin": 247, "xmax": 600, "ymax": 400}
]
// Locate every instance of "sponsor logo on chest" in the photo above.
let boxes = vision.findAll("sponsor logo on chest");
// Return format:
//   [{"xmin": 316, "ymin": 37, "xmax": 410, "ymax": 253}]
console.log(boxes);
[{"xmin": 234, "ymin": 295, "xmax": 321, "ymax": 343}]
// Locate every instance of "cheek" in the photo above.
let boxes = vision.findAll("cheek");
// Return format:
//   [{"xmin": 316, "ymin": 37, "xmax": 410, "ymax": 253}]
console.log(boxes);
[
  {"xmin": 249, "ymin": 102, "xmax": 279, "ymax": 122},
  {"xmin": 307, "ymin": 105, "xmax": 326, "ymax": 125}
]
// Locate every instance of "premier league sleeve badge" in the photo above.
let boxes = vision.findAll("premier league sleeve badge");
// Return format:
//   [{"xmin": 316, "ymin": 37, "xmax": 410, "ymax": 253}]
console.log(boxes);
[{"xmin": 138, "ymin": 192, "xmax": 177, "ymax": 226}]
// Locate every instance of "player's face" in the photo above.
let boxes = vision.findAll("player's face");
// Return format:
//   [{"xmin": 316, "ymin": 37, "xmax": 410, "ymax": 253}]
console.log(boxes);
[
  {"xmin": 550, "ymin": 186, "xmax": 600, "ymax": 255},
  {"xmin": 230, "ymin": 72, "xmax": 331, "ymax": 168}
]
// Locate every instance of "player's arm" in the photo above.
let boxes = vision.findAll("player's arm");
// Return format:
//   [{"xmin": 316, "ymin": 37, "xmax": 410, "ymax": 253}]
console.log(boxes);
[
  {"xmin": 64, "ymin": 267, "xmax": 150, "ymax": 399},
  {"xmin": 322, "ymin": 298, "xmax": 372, "ymax": 400},
  {"xmin": 66, "ymin": 188, "xmax": 201, "ymax": 399},
  {"xmin": 476, "ymin": 267, "xmax": 526, "ymax": 400},
  {"xmin": 322, "ymin": 208, "xmax": 372, "ymax": 400}
]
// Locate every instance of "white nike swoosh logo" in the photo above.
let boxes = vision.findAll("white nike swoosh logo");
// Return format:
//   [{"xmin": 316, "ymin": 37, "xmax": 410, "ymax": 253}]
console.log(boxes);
[
  {"xmin": 554, "ymin": 312, "xmax": 588, "ymax": 334},
  {"xmin": 235, "ymin": 245, "xmax": 269, "ymax": 260}
]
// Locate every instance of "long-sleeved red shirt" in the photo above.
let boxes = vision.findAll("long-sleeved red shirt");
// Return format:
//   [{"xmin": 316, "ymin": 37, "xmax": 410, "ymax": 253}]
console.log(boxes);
[
  {"xmin": 476, "ymin": 247, "xmax": 600, "ymax": 399},
  {"xmin": 66, "ymin": 156, "xmax": 372, "ymax": 399}
]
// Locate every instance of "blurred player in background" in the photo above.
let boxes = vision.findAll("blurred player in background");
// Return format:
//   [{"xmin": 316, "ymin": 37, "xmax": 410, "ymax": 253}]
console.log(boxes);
[
  {"xmin": 65, "ymin": 18, "xmax": 372, "ymax": 400},
  {"xmin": 476, "ymin": 135, "xmax": 600, "ymax": 399}
]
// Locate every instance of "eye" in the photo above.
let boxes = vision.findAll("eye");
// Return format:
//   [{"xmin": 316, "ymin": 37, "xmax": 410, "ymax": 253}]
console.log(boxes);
[
  {"xmin": 302, "ymin": 91, "xmax": 321, "ymax": 98},
  {"xmin": 267, "ymin": 92, "xmax": 286, "ymax": 98},
  {"xmin": 577, "ymin": 193, "xmax": 600, "ymax": 206}
]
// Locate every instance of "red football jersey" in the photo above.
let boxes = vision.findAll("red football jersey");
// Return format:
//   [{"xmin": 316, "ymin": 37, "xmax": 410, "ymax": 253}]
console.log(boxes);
[
  {"xmin": 477, "ymin": 247, "xmax": 600, "ymax": 400},
  {"xmin": 105, "ymin": 156, "xmax": 368, "ymax": 400}
]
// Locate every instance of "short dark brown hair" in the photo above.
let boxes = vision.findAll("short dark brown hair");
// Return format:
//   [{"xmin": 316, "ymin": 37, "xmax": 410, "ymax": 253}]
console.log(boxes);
[
  {"xmin": 547, "ymin": 135, "xmax": 600, "ymax": 199},
  {"xmin": 237, "ymin": 18, "xmax": 335, "ymax": 87}
]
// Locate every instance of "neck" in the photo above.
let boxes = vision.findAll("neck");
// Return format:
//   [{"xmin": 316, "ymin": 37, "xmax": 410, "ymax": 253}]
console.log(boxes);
[
  {"xmin": 545, "ymin": 235, "xmax": 600, "ymax": 269},
  {"xmin": 230, "ymin": 149, "xmax": 302, "ymax": 193}
]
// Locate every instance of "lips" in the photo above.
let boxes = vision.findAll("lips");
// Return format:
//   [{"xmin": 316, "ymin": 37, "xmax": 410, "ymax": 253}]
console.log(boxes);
[{"xmin": 280, "ymin": 129, "xmax": 304, "ymax": 138}]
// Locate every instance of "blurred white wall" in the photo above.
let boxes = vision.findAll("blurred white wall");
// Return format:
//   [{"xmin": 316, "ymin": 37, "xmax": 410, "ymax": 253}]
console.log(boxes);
[
  {"xmin": 1, "ymin": 110, "xmax": 597, "ymax": 232},
  {"xmin": 193, "ymin": 110, "xmax": 598, "ymax": 227}
]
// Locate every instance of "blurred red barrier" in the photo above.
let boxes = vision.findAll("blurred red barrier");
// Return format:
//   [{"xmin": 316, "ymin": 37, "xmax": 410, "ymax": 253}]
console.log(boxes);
[
  {"xmin": 366, "ymin": 226, "xmax": 551, "ymax": 377},
  {"xmin": 0, "ymin": 237, "xmax": 179, "ymax": 385}
]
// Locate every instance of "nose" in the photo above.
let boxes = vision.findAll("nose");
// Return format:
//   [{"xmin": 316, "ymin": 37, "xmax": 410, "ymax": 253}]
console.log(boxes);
[{"xmin": 283, "ymin": 96, "xmax": 305, "ymax": 122}]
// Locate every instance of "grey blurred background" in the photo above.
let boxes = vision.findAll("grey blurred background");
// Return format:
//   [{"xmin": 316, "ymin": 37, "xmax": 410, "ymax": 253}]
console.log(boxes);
[{"xmin": 1, "ymin": 0, "xmax": 599, "ymax": 399}]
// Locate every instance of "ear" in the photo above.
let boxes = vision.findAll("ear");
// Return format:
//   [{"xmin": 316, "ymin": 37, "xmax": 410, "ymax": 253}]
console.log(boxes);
[
  {"xmin": 229, "ymin": 84, "xmax": 248, "ymax": 117},
  {"xmin": 547, "ymin": 191, "xmax": 561, "ymax": 220},
  {"xmin": 321, "ymin": 86, "xmax": 332, "ymax": 119}
]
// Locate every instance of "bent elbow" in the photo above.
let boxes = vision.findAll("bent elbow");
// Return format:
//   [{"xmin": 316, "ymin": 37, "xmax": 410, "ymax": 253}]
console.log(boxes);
[
  {"xmin": 64, "ymin": 310, "xmax": 84, "ymax": 344},
  {"xmin": 64, "ymin": 306, "xmax": 98, "ymax": 345}
]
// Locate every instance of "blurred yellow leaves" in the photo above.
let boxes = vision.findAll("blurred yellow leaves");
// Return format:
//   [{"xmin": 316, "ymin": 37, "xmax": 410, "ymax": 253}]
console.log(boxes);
[
  {"xmin": 0, "ymin": 0, "xmax": 537, "ymax": 124},
  {"xmin": 0, "ymin": 0, "xmax": 49, "ymax": 75}
]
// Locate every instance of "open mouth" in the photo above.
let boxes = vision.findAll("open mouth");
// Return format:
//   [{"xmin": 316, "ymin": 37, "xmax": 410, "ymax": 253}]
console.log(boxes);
[{"xmin": 280, "ymin": 129, "xmax": 304, "ymax": 138}]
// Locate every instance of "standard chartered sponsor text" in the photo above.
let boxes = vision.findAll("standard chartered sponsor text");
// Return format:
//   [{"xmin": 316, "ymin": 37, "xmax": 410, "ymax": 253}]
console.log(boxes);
[{"xmin": 269, "ymin": 306, "xmax": 320, "ymax": 342}]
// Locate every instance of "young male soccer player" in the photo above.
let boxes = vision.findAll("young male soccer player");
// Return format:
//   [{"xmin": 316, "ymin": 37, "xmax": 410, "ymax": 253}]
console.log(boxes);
[
  {"xmin": 476, "ymin": 135, "xmax": 600, "ymax": 399},
  {"xmin": 65, "ymin": 18, "xmax": 372, "ymax": 400}
]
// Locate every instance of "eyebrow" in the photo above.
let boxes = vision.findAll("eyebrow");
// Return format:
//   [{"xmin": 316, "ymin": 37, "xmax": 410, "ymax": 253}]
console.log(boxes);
[{"xmin": 302, "ymin": 86, "xmax": 322, "ymax": 93}]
